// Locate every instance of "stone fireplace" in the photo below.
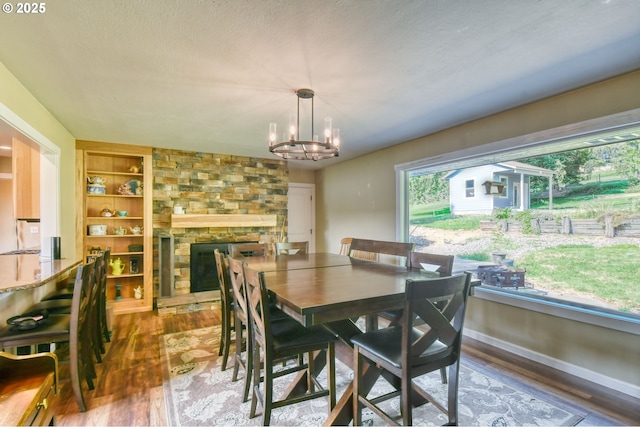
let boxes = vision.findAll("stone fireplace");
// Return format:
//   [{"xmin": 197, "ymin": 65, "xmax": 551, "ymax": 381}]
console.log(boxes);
[{"xmin": 151, "ymin": 148, "xmax": 288, "ymax": 297}]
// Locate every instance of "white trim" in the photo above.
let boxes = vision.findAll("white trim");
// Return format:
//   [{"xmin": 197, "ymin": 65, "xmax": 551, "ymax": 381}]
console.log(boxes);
[
  {"xmin": 0, "ymin": 101, "xmax": 61, "ymax": 244},
  {"xmin": 395, "ymin": 108, "xmax": 640, "ymax": 173},
  {"xmin": 0, "ymin": 102, "xmax": 61, "ymax": 157},
  {"xmin": 464, "ymin": 328, "xmax": 640, "ymax": 399}
]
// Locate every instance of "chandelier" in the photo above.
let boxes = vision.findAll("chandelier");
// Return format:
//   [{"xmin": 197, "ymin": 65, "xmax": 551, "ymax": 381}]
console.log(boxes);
[{"xmin": 268, "ymin": 89, "xmax": 340, "ymax": 161}]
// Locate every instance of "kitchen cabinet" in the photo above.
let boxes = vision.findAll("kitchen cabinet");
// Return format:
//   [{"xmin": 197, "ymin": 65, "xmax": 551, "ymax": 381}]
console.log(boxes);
[
  {"xmin": 12, "ymin": 138, "xmax": 40, "ymax": 219},
  {"xmin": 76, "ymin": 140, "xmax": 153, "ymax": 315}
]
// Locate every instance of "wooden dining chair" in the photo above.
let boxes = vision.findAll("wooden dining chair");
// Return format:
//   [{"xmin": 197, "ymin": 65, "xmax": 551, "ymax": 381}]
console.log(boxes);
[
  {"xmin": 352, "ymin": 272, "xmax": 472, "ymax": 426},
  {"xmin": 349, "ymin": 238, "xmax": 414, "ymax": 266},
  {"xmin": 0, "ymin": 260, "xmax": 97, "ymax": 412},
  {"xmin": 409, "ymin": 251, "xmax": 454, "ymax": 277},
  {"xmin": 27, "ymin": 250, "xmax": 111, "ymax": 363},
  {"xmin": 227, "ymin": 256, "xmax": 254, "ymax": 402},
  {"xmin": 244, "ymin": 265, "xmax": 338, "ymax": 426},
  {"xmin": 214, "ymin": 249, "xmax": 234, "ymax": 371},
  {"xmin": 274, "ymin": 241, "xmax": 309, "ymax": 255},
  {"xmin": 228, "ymin": 242, "xmax": 272, "ymax": 258}
]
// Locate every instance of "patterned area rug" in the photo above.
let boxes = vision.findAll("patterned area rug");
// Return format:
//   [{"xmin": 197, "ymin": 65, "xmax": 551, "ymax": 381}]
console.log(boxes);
[{"xmin": 160, "ymin": 326, "xmax": 582, "ymax": 426}]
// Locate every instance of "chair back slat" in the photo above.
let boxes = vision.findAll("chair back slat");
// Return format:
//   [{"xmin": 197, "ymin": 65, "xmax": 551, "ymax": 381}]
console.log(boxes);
[
  {"xmin": 228, "ymin": 242, "xmax": 271, "ymax": 258},
  {"xmin": 350, "ymin": 238, "xmax": 414, "ymax": 266},
  {"xmin": 409, "ymin": 251, "xmax": 454, "ymax": 277},
  {"xmin": 243, "ymin": 267, "xmax": 270, "ymax": 350},
  {"xmin": 338, "ymin": 237, "xmax": 352, "ymax": 256},
  {"xmin": 214, "ymin": 249, "xmax": 232, "ymax": 312},
  {"xmin": 275, "ymin": 241, "xmax": 309, "ymax": 255},
  {"xmin": 227, "ymin": 256, "xmax": 250, "ymax": 327}
]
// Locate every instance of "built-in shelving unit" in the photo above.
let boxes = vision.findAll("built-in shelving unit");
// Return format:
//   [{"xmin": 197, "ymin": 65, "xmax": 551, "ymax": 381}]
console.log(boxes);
[{"xmin": 76, "ymin": 140, "xmax": 153, "ymax": 315}]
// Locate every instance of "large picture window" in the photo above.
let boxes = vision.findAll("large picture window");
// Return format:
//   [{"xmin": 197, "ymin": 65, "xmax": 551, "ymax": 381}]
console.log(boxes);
[{"xmin": 396, "ymin": 111, "xmax": 640, "ymax": 325}]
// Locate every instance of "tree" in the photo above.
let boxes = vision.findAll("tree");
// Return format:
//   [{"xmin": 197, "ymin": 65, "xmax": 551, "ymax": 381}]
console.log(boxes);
[
  {"xmin": 521, "ymin": 149, "xmax": 592, "ymax": 191},
  {"xmin": 612, "ymin": 140, "xmax": 640, "ymax": 185},
  {"xmin": 408, "ymin": 172, "xmax": 448, "ymax": 205}
]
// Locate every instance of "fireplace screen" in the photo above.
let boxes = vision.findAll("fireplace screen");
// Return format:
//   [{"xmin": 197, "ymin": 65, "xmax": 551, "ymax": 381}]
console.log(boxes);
[
  {"xmin": 189, "ymin": 242, "xmax": 258, "ymax": 292},
  {"xmin": 190, "ymin": 242, "xmax": 233, "ymax": 293}
]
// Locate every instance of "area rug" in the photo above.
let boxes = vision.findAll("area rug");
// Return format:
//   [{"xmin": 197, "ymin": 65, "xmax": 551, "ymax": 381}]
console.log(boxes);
[{"xmin": 160, "ymin": 326, "xmax": 582, "ymax": 426}]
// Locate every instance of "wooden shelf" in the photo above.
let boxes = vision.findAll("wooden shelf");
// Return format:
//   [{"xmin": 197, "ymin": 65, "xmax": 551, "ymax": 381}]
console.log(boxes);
[
  {"xmin": 170, "ymin": 214, "xmax": 277, "ymax": 228},
  {"xmin": 77, "ymin": 140, "xmax": 153, "ymax": 317},
  {"xmin": 107, "ymin": 273, "xmax": 143, "ymax": 279}
]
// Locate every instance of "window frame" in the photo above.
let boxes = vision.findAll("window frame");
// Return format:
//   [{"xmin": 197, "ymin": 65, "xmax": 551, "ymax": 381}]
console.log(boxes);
[
  {"xmin": 464, "ymin": 179, "xmax": 475, "ymax": 198},
  {"xmin": 395, "ymin": 108, "xmax": 640, "ymax": 334}
]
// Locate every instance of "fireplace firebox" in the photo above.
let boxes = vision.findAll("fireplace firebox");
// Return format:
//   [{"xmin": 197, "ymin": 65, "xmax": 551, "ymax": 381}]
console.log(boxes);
[{"xmin": 189, "ymin": 242, "xmax": 255, "ymax": 293}]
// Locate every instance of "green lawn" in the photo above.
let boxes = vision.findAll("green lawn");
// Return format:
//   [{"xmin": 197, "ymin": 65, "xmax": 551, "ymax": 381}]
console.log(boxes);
[{"xmin": 520, "ymin": 244, "xmax": 640, "ymax": 313}]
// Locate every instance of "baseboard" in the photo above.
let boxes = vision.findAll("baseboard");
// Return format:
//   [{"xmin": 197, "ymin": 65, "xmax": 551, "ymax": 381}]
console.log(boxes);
[{"xmin": 464, "ymin": 328, "xmax": 640, "ymax": 399}]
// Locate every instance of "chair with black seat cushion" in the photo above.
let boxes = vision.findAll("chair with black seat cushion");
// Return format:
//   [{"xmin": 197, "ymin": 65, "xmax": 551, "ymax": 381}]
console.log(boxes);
[
  {"xmin": 214, "ymin": 248, "xmax": 234, "ymax": 371},
  {"xmin": 349, "ymin": 239, "xmax": 414, "ymax": 330},
  {"xmin": 228, "ymin": 242, "xmax": 271, "ymax": 258},
  {"xmin": 274, "ymin": 241, "xmax": 309, "ymax": 255},
  {"xmin": 0, "ymin": 260, "xmax": 97, "ymax": 412},
  {"xmin": 27, "ymin": 250, "xmax": 110, "ymax": 363},
  {"xmin": 408, "ymin": 251, "xmax": 455, "ymax": 384},
  {"xmin": 244, "ymin": 265, "xmax": 337, "ymax": 426},
  {"xmin": 227, "ymin": 255, "xmax": 255, "ymax": 403},
  {"xmin": 352, "ymin": 272, "xmax": 472, "ymax": 426}
]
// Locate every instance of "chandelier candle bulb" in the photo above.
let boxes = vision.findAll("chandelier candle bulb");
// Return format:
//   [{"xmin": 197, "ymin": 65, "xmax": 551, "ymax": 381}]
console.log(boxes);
[
  {"xmin": 289, "ymin": 113, "xmax": 296, "ymax": 142},
  {"xmin": 269, "ymin": 123, "xmax": 277, "ymax": 146},
  {"xmin": 324, "ymin": 117, "xmax": 332, "ymax": 144},
  {"xmin": 333, "ymin": 128, "xmax": 340, "ymax": 149}
]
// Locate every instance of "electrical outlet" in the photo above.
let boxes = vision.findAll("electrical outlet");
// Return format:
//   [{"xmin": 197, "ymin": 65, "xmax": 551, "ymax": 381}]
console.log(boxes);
[{"xmin": 30, "ymin": 226, "xmax": 39, "ymax": 234}]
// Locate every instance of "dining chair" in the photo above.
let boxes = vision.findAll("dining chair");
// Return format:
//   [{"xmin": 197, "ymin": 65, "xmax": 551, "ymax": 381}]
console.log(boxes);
[
  {"xmin": 0, "ymin": 260, "xmax": 97, "ymax": 412},
  {"xmin": 352, "ymin": 272, "xmax": 472, "ymax": 426},
  {"xmin": 227, "ymin": 255, "xmax": 254, "ymax": 402},
  {"xmin": 409, "ymin": 251, "xmax": 455, "ymax": 385},
  {"xmin": 274, "ymin": 241, "xmax": 309, "ymax": 255},
  {"xmin": 214, "ymin": 249, "xmax": 234, "ymax": 371},
  {"xmin": 228, "ymin": 242, "xmax": 272, "ymax": 258},
  {"xmin": 409, "ymin": 251, "xmax": 454, "ymax": 277},
  {"xmin": 244, "ymin": 265, "xmax": 338, "ymax": 426},
  {"xmin": 27, "ymin": 250, "xmax": 111, "ymax": 363},
  {"xmin": 349, "ymin": 238, "xmax": 414, "ymax": 266}
]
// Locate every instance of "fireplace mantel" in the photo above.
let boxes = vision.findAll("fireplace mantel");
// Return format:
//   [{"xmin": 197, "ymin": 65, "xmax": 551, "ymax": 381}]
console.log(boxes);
[{"xmin": 170, "ymin": 214, "xmax": 277, "ymax": 228}]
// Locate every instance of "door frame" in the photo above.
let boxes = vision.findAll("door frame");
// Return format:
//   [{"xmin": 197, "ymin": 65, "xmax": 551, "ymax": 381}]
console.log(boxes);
[{"xmin": 288, "ymin": 183, "xmax": 316, "ymax": 252}]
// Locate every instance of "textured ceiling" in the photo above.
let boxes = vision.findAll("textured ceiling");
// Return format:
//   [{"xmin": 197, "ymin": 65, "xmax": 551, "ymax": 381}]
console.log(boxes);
[{"xmin": 0, "ymin": 0, "xmax": 639, "ymax": 168}]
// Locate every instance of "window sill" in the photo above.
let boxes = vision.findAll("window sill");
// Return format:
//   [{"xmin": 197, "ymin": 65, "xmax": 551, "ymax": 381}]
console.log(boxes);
[{"xmin": 473, "ymin": 286, "xmax": 640, "ymax": 336}]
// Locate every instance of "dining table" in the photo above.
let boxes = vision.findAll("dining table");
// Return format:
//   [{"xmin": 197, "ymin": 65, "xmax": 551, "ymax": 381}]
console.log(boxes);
[{"xmin": 241, "ymin": 252, "xmax": 478, "ymax": 425}]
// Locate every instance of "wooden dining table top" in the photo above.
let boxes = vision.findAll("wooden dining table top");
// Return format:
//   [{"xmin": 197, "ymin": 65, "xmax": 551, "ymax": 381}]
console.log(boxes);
[
  {"xmin": 239, "ymin": 252, "xmax": 353, "ymax": 272},
  {"xmin": 242, "ymin": 253, "xmax": 451, "ymax": 326}
]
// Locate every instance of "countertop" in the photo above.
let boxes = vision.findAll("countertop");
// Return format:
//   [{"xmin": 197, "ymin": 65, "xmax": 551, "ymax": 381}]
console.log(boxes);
[{"xmin": 0, "ymin": 255, "xmax": 82, "ymax": 294}]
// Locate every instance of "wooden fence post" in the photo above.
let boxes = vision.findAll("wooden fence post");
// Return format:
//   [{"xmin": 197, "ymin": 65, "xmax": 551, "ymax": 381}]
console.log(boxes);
[
  {"xmin": 562, "ymin": 216, "xmax": 571, "ymax": 234},
  {"xmin": 604, "ymin": 214, "xmax": 614, "ymax": 238}
]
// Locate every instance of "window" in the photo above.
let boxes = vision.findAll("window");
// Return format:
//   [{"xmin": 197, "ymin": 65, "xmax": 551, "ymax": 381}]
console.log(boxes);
[
  {"xmin": 395, "ymin": 110, "xmax": 640, "ymax": 328},
  {"xmin": 465, "ymin": 179, "xmax": 474, "ymax": 198}
]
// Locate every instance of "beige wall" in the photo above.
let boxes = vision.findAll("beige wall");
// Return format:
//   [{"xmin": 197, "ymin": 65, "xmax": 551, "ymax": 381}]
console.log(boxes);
[
  {"xmin": 0, "ymin": 63, "xmax": 77, "ymax": 323},
  {"xmin": 288, "ymin": 166, "xmax": 315, "ymax": 184},
  {"xmin": 315, "ymin": 70, "xmax": 640, "ymax": 394}
]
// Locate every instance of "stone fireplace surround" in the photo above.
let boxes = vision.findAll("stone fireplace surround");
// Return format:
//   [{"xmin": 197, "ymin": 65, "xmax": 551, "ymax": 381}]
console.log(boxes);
[{"xmin": 151, "ymin": 148, "xmax": 288, "ymax": 297}]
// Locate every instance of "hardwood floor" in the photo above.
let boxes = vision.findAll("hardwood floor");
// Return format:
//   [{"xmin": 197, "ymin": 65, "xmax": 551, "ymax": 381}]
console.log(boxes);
[{"xmin": 54, "ymin": 305, "xmax": 639, "ymax": 426}]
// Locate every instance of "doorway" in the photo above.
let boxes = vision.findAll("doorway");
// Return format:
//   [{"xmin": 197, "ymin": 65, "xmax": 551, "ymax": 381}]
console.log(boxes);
[{"xmin": 287, "ymin": 184, "xmax": 315, "ymax": 252}]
